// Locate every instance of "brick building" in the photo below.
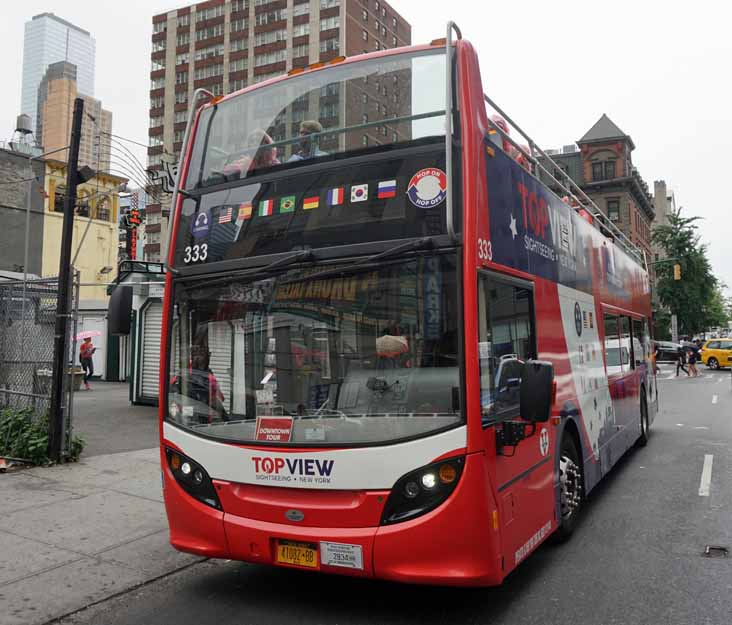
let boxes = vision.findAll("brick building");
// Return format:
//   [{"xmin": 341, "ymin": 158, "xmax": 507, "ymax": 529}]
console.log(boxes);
[
  {"xmin": 146, "ymin": 0, "xmax": 412, "ymax": 262},
  {"xmin": 541, "ymin": 114, "xmax": 655, "ymax": 262}
]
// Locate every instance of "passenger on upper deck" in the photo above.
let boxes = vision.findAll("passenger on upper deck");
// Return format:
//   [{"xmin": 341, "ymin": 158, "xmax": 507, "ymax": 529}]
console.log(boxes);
[
  {"xmin": 287, "ymin": 120, "xmax": 329, "ymax": 162},
  {"xmin": 223, "ymin": 129, "xmax": 281, "ymax": 177},
  {"xmin": 488, "ymin": 114, "xmax": 531, "ymax": 172}
]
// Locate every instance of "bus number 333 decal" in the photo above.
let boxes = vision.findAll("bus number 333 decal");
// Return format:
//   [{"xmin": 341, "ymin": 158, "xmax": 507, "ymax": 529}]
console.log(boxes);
[
  {"xmin": 477, "ymin": 238, "xmax": 493, "ymax": 261},
  {"xmin": 183, "ymin": 243, "xmax": 208, "ymax": 264}
]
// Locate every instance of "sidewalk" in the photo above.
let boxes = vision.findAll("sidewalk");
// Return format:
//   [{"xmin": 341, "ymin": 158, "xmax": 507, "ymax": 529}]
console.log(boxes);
[{"xmin": 0, "ymin": 448, "xmax": 202, "ymax": 625}]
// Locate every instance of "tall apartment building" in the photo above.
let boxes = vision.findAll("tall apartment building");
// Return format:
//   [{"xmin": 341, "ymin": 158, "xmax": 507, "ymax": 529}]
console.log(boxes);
[
  {"xmin": 37, "ymin": 61, "xmax": 112, "ymax": 171},
  {"xmin": 146, "ymin": 0, "xmax": 412, "ymax": 262},
  {"xmin": 21, "ymin": 13, "xmax": 96, "ymax": 132}
]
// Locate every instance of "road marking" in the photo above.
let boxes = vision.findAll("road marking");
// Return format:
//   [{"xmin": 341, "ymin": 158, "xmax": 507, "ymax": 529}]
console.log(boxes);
[
  {"xmin": 699, "ymin": 454, "xmax": 714, "ymax": 497},
  {"xmin": 676, "ymin": 423, "xmax": 685, "ymax": 427},
  {"xmin": 712, "ymin": 395, "xmax": 718, "ymax": 404},
  {"xmin": 717, "ymin": 377, "xmax": 723, "ymax": 384},
  {"xmin": 694, "ymin": 426, "xmax": 710, "ymax": 430}
]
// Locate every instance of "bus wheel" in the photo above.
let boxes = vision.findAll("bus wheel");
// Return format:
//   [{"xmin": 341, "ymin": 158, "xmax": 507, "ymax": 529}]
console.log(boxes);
[
  {"xmin": 708, "ymin": 357, "xmax": 719, "ymax": 370},
  {"xmin": 637, "ymin": 393, "xmax": 650, "ymax": 447},
  {"xmin": 555, "ymin": 435, "xmax": 583, "ymax": 542}
]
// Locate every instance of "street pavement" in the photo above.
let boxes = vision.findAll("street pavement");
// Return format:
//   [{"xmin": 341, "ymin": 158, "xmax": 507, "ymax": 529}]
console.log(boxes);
[
  {"xmin": 2, "ymin": 365, "xmax": 730, "ymax": 625},
  {"xmin": 72, "ymin": 382, "xmax": 158, "ymax": 456}
]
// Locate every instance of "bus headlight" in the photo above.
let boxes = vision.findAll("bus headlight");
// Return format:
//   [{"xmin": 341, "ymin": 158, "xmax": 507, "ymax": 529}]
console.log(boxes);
[
  {"xmin": 165, "ymin": 448, "xmax": 222, "ymax": 510},
  {"xmin": 380, "ymin": 457, "xmax": 464, "ymax": 525}
]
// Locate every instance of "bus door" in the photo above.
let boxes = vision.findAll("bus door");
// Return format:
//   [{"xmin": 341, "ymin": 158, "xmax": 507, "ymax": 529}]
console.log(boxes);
[
  {"xmin": 601, "ymin": 313, "xmax": 638, "ymax": 456},
  {"xmin": 477, "ymin": 272, "xmax": 554, "ymax": 572}
]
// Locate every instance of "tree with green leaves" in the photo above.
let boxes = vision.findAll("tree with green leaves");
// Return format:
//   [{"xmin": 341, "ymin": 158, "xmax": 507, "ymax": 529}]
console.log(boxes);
[{"xmin": 652, "ymin": 207, "xmax": 725, "ymax": 337}]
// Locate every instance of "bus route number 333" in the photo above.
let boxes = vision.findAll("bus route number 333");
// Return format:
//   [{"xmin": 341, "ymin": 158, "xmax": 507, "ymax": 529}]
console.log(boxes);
[
  {"xmin": 183, "ymin": 243, "xmax": 208, "ymax": 264},
  {"xmin": 477, "ymin": 238, "xmax": 493, "ymax": 261}
]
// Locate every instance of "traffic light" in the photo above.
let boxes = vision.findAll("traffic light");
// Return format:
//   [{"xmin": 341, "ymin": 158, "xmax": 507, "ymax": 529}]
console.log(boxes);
[{"xmin": 673, "ymin": 263, "xmax": 681, "ymax": 281}]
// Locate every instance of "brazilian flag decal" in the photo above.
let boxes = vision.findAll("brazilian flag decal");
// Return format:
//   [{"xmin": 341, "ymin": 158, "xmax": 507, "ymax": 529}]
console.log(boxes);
[{"xmin": 280, "ymin": 195, "xmax": 296, "ymax": 213}]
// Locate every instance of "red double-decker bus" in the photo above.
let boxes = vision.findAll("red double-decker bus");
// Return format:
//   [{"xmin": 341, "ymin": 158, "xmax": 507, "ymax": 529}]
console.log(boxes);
[{"xmin": 155, "ymin": 23, "xmax": 657, "ymax": 586}]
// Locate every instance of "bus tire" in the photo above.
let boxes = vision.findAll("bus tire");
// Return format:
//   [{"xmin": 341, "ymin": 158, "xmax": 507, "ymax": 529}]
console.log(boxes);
[
  {"xmin": 708, "ymin": 357, "xmax": 719, "ymax": 370},
  {"xmin": 554, "ymin": 433, "xmax": 584, "ymax": 542},
  {"xmin": 636, "ymin": 392, "xmax": 650, "ymax": 447}
]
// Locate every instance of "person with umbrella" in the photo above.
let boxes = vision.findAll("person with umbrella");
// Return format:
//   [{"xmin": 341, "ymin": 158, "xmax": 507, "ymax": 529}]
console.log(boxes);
[{"xmin": 77, "ymin": 331, "xmax": 99, "ymax": 390}]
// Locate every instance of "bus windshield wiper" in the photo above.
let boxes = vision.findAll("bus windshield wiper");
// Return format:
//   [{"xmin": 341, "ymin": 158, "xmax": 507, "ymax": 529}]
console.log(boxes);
[
  {"xmin": 302, "ymin": 237, "xmax": 436, "ymax": 282},
  {"xmin": 193, "ymin": 249, "xmax": 315, "ymax": 289}
]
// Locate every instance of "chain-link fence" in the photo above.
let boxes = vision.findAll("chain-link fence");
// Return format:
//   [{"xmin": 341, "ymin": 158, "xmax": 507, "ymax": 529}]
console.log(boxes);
[{"xmin": 0, "ymin": 274, "xmax": 79, "ymax": 455}]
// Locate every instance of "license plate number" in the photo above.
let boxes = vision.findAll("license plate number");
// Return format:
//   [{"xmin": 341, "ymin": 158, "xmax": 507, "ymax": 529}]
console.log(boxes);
[{"xmin": 276, "ymin": 541, "xmax": 318, "ymax": 568}]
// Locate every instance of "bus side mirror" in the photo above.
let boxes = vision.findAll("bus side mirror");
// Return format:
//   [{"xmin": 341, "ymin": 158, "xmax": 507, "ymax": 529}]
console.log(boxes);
[
  {"xmin": 520, "ymin": 360, "xmax": 554, "ymax": 423},
  {"xmin": 108, "ymin": 285, "xmax": 133, "ymax": 335}
]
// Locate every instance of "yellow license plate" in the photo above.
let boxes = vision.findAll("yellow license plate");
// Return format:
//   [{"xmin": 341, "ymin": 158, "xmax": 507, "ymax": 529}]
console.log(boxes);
[{"xmin": 276, "ymin": 541, "xmax": 318, "ymax": 568}]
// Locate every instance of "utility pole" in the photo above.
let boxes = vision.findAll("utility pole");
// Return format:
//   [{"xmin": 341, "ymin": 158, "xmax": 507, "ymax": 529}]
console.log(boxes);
[{"xmin": 48, "ymin": 98, "xmax": 84, "ymax": 462}]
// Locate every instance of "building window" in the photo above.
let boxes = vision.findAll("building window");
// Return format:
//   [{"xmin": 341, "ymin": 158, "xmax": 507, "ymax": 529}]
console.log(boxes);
[
  {"xmin": 381, "ymin": 25, "xmax": 386, "ymax": 37},
  {"xmin": 150, "ymin": 135, "xmax": 163, "ymax": 148},
  {"xmin": 153, "ymin": 21, "xmax": 167, "ymax": 33},
  {"xmin": 320, "ymin": 16, "xmax": 339, "ymax": 30},
  {"xmin": 152, "ymin": 58, "xmax": 165, "ymax": 71},
  {"xmin": 230, "ymin": 78, "xmax": 247, "ymax": 92},
  {"xmin": 320, "ymin": 0, "xmax": 340, "ymax": 8},
  {"xmin": 256, "ymin": 9, "xmax": 287, "ymax": 26},
  {"xmin": 254, "ymin": 49, "xmax": 286, "ymax": 67},
  {"xmin": 175, "ymin": 91, "xmax": 188, "ymax": 104},
  {"xmin": 592, "ymin": 160, "xmax": 616, "ymax": 181},
  {"xmin": 293, "ymin": 3, "xmax": 309, "ymax": 16},
  {"xmin": 293, "ymin": 23, "xmax": 310, "ymax": 37},
  {"xmin": 176, "ymin": 71, "xmax": 188, "ymax": 84},
  {"xmin": 231, "ymin": 18, "xmax": 247, "ymax": 33},
  {"xmin": 392, "ymin": 16, "xmax": 397, "ymax": 28},
  {"xmin": 151, "ymin": 77, "xmax": 165, "ymax": 90},
  {"xmin": 362, "ymin": 135, "xmax": 368, "ymax": 146},
  {"xmin": 194, "ymin": 64, "xmax": 223, "ymax": 80},
  {"xmin": 607, "ymin": 199, "xmax": 620, "ymax": 222},
  {"xmin": 150, "ymin": 95, "xmax": 164, "ymax": 108},
  {"xmin": 230, "ymin": 57, "xmax": 248, "ymax": 72},
  {"xmin": 320, "ymin": 38, "xmax": 339, "ymax": 53},
  {"xmin": 362, "ymin": 9, "xmax": 368, "ymax": 20},
  {"xmin": 174, "ymin": 110, "xmax": 187, "ymax": 123},
  {"xmin": 178, "ymin": 14, "xmax": 190, "ymax": 27},
  {"xmin": 375, "ymin": 1, "xmax": 380, "ymax": 11},
  {"xmin": 149, "ymin": 116, "xmax": 163, "ymax": 128},
  {"xmin": 176, "ymin": 33, "xmax": 189, "ymax": 46},
  {"xmin": 194, "ymin": 44, "xmax": 224, "ymax": 61},
  {"xmin": 362, "ymin": 113, "xmax": 368, "ymax": 124},
  {"xmin": 231, "ymin": 37, "xmax": 248, "ymax": 52},
  {"xmin": 362, "ymin": 93, "xmax": 368, "ymax": 104},
  {"xmin": 53, "ymin": 185, "xmax": 66, "ymax": 213},
  {"xmin": 152, "ymin": 40, "xmax": 166, "ymax": 53},
  {"xmin": 196, "ymin": 5, "xmax": 224, "ymax": 21},
  {"xmin": 605, "ymin": 161, "xmax": 616, "ymax": 179},
  {"xmin": 255, "ymin": 29, "xmax": 286, "ymax": 46},
  {"xmin": 392, "ymin": 35, "xmax": 397, "ymax": 47},
  {"xmin": 231, "ymin": 0, "xmax": 247, "ymax": 12},
  {"xmin": 176, "ymin": 52, "xmax": 189, "ymax": 65},
  {"xmin": 362, "ymin": 29, "xmax": 368, "ymax": 41},
  {"xmin": 293, "ymin": 44, "xmax": 309, "ymax": 58},
  {"xmin": 195, "ymin": 24, "xmax": 224, "ymax": 41}
]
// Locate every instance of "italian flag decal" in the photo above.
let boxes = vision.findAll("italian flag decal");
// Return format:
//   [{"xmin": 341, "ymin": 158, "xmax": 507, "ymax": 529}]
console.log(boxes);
[{"xmin": 258, "ymin": 199, "xmax": 274, "ymax": 217}]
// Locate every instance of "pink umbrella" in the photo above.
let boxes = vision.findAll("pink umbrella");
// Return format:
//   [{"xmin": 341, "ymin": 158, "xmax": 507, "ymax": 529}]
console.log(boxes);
[{"xmin": 75, "ymin": 330, "xmax": 102, "ymax": 340}]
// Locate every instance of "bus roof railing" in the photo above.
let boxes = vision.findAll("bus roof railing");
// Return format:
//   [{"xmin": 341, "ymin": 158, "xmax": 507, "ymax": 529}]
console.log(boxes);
[{"xmin": 483, "ymin": 93, "xmax": 647, "ymax": 269}]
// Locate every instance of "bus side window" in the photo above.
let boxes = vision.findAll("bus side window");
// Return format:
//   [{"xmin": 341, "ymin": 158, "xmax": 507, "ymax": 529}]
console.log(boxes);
[
  {"xmin": 631, "ymin": 318, "xmax": 644, "ymax": 367},
  {"xmin": 477, "ymin": 273, "xmax": 536, "ymax": 425},
  {"xmin": 603, "ymin": 314, "xmax": 621, "ymax": 376}
]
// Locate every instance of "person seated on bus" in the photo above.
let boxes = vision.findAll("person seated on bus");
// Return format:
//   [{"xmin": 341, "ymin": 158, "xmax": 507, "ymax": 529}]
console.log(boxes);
[
  {"xmin": 171, "ymin": 346, "xmax": 229, "ymax": 423},
  {"xmin": 489, "ymin": 114, "xmax": 531, "ymax": 170},
  {"xmin": 376, "ymin": 318, "xmax": 410, "ymax": 368},
  {"xmin": 287, "ymin": 120, "xmax": 328, "ymax": 162},
  {"xmin": 223, "ymin": 129, "xmax": 280, "ymax": 178}
]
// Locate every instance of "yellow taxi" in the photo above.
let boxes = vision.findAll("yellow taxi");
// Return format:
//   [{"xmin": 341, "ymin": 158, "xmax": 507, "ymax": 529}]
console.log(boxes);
[{"xmin": 700, "ymin": 338, "xmax": 732, "ymax": 369}]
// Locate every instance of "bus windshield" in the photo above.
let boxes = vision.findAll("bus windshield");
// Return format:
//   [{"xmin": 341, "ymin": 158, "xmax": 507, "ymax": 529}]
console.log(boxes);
[
  {"xmin": 185, "ymin": 49, "xmax": 445, "ymax": 189},
  {"xmin": 167, "ymin": 253, "xmax": 462, "ymax": 446}
]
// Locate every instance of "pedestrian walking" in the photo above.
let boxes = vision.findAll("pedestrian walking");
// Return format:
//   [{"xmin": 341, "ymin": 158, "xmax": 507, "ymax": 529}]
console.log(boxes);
[
  {"xmin": 687, "ymin": 345, "xmax": 699, "ymax": 377},
  {"xmin": 79, "ymin": 337, "xmax": 96, "ymax": 390},
  {"xmin": 675, "ymin": 346, "xmax": 689, "ymax": 377}
]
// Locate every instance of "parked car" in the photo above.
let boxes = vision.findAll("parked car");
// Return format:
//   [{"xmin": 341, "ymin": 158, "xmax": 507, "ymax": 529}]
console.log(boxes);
[
  {"xmin": 700, "ymin": 338, "xmax": 732, "ymax": 369},
  {"xmin": 654, "ymin": 340, "xmax": 682, "ymax": 362}
]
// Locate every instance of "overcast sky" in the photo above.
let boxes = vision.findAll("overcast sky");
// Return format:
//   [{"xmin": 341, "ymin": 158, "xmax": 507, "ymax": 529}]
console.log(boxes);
[{"xmin": 1, "ymin": 1, "xmax": 729, "ymax": 294}]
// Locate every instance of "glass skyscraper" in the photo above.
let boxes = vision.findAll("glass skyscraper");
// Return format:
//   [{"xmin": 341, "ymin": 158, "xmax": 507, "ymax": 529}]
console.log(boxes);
[{"xmin": 21, "ymin": 13, "xmax": 96, "ymax": 130}]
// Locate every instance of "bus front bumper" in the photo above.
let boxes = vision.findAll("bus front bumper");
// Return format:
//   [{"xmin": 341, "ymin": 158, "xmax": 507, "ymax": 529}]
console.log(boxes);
[{"xmin": 163, "ymin": 454, "xmax": 503, "ymax": 587}]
